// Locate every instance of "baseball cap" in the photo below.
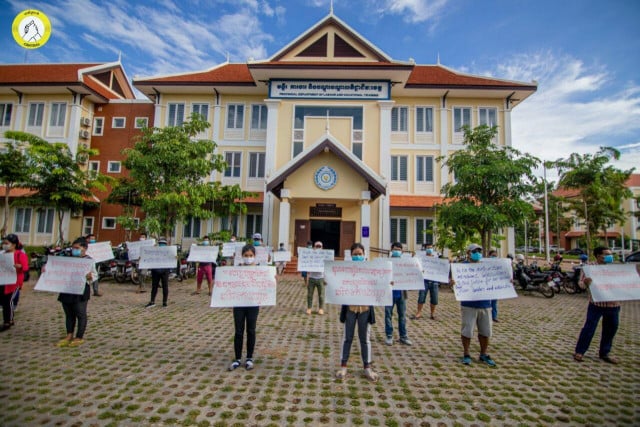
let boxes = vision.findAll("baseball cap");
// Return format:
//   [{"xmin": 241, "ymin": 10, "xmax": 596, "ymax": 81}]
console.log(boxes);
[
  {"xmin": 252, "ymin": 233, "xmax": 262, "ymax": 240},
  {"xmin": 467, "ymin": 243, "xmax": 482, "ymax": 252}
]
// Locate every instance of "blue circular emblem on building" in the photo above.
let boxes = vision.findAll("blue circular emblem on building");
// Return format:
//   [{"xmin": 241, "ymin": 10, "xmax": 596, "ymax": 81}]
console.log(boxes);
[{"xmin": 314, "ymin": 166, "xmax": 337, "ymax": 190}]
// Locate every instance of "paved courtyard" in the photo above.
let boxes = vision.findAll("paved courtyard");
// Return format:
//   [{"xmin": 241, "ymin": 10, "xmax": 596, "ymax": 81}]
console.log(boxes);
[{"xmin": 1, "ymin": 274, "xmax": 638, "ymax": 426}]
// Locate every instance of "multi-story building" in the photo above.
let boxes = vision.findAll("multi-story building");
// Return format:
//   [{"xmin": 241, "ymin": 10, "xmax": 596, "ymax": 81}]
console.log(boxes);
[{"xmin": 133, "ymin": 12, "xmax": 536, "ymax": 255}]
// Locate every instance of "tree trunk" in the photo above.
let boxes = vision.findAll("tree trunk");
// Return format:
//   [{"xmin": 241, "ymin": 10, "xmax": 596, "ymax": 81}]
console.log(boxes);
[{"xmin": 57, "ymin": 210, "xmax": 65, "ymax": 245}]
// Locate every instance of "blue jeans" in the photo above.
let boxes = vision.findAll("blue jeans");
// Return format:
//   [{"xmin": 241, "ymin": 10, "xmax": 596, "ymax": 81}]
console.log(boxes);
[
  {"xmin": 491, "ymin": 300, "xmax": 498, "ymax": 320},
  {"xmin": 384, "ymin": 295, "xmax": 407, "ymax": 339},
  {"xmin": 574, "ymin": 303, "xmax": 620, "ymax": 357},
  {"xmin": 418, "ymin": 280, "xmax": 439, "ymax": 305}
]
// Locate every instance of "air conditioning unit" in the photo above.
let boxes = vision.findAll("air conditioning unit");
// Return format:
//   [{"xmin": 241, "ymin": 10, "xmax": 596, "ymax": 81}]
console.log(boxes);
[
  {"xmin": 79, "ymin": 129, "xmax": 90, "ymax": 139},
  {"xmin": 81, "ymin": 117, "xmax": 91, "ymax": 126},
  {"xmin": 71, "ymin": 210, "xmax": 82, "ymax": 218}
]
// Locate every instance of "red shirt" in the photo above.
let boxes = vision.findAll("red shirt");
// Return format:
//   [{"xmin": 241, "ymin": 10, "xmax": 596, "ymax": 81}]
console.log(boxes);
[{"xmin": 2, "ymin": 250, "xmax": 28, "ymax": 294}]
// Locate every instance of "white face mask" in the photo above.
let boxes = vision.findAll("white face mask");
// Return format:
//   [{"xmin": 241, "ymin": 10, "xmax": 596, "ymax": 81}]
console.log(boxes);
[
  {"xmin": 2, "ymin": 244, "xmax": 10, "ymax": 251},
  {"xmin": 243, "ymin": 257, "xmax": 255, "ymax": 265}
]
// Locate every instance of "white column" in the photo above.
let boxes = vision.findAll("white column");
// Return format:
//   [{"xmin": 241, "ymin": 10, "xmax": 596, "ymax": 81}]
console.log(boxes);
[
  {"xmin": 360, "ymin": 191, "xmax": 371, "ymax": 258},
  {"xmin": 504, "ymin": 103, "xmax": 516, "ymax": 251},
  {"xmin": 13, "ymin": 94, "xmax": 25, "ymax": 131},
  {"xmin": 262, "ymin": 100, "xmax": 281, "ymax": 247},
  {"xmin": 378, "ymin": 101, "xmax": 394, "ymax": 249},
  {"xmin": 153, "ymin": 93, "xmax": 163, "ymax": 130},
  {"xmin": 278, "ymin": 189, "xmax": 291, "ymax": 249},
  {"xmin": 68, "ymin": 96, "xmax": 82, "ymax": 155},
  {"xmin": 439, "ymin": 97, "xmax": 449, "ymax": 187},
  {"xmin": 210, "ymin": 102, "xmax": 222, "ymax": 182}
]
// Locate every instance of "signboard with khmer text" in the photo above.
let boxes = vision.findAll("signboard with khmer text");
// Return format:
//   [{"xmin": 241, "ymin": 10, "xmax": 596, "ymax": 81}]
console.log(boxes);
[{"xmin": 269, "ymin": 80, "xmax": 390, "ymax": 100}]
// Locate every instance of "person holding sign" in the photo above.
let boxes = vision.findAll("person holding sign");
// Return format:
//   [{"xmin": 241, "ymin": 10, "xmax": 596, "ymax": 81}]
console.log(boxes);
[
  {"xmin": 384, "ymin": 242, "xmax": 412, "ymax": 346},
  {"xmin": 228, "ymin": 244, "xmax": 261, "ymax": 371},
  {"xmin": 307, "ymin": 241, "xmax": 326, "ymax": 315},
  {"xmin": 56, "ymin": 237, "xmax": 98, "ymax": 347},
  {"xmin": 573, "ymin": 247, "xmax": 621, "ymax": 364},
  {"xmin": 0, "ymin": 234, "xmax": 28, "ymax": 332},
  {"xmin": 86, "ymin": 234, "xmax": 102, "ymax": 297},
  {"xmin": 336, "ymin": 243, "xmax": 379, "ymax": 382},
  {"xmin": 414, "ymin": 243, "xmax": 440, "ymax": 320},
  {"xmin": 193, "ymin": 236, "xmax": 215, "ymax": 296},
  {"xmin": 145, "ymin": 238, "xmax": 171, "ymax": 308}
]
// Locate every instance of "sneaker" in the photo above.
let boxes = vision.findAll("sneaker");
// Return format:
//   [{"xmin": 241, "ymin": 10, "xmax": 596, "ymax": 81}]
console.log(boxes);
[
  {"xmin": 461, "ymin": 355, "xmax": 472, "ymax": 365},
  {"xmin": 145, "ymin": 302, "xmax": 156, "ymax": 308},
  {"xmin": 94, "ymin": 292, "xmax": 103, "ymax": 297},
  {"xmin": 228, "ymin": 360, "xmax": 241, "ymax": 371},
  {"xmin": 399, "ymin": 337, "xmax": 413, "ymax": 346},
  {"xmin": 318, "ymin": 309, "xmax": 324, "ymax": 315},
  {"xmin": 479, "ymin": 354, "xmax": 496, "ymax": 367},
  {"xmin": 306, "ymin": 308, "xmax": 312, "ymax": 315},
  {"xmin": 385, "ymin": 336, "xmax": 393, "ymax": 346},
  {"xmin": 69, "ymin": 338, "xmax": 84, "ymax": 347},
  {"xmin": 162, "ymin": 302, "xmax": 168, "ymax": 307},
  {"xmin": 363, "ymin": 368, "xmax": 379, "ymax": 382},
  {"xmin": 56, "ymin": 338, "xmax": 70, "ymax": 347},
  {"xmin": 335, "ymin": 367, "xmax": 347, "ymax": 379},
  {"xmin": 245, "ymin": 359, "xmax": 254, "ymax": 370}
]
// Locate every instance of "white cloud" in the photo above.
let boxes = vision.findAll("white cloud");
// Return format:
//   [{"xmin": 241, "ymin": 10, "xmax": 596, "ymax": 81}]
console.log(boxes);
[{"xmin": 375, "ymin": 0, "xmax": 450, "ymax": 23}]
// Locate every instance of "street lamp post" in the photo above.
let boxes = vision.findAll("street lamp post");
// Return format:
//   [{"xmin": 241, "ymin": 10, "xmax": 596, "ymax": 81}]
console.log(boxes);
[{"xmin": 543, "ymin": 163, "xmax": 550, "ymax": 263}]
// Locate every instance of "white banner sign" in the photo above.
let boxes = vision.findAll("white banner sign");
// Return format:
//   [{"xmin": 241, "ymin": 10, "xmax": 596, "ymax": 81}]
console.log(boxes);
[
  {"xmin": 324, "ymin": 261, "xmax": 393, "ymax": 306},
  {"xmin": 34, "ymin": 256, "xmax": 94, "ymax": 295},
  {"xmin": 273, "ymin": 251, "xmax": 291, "ymax": 263},
  {"xmin": 234, "ymin": 246, "xmax": 271, "ymax": 265},
  {"xmin": 222, "ymin": 242, "xmax": 243, "ymax": 257},
  {"xmin": 87, "ymin": 241, "xmax": 114, "ymax": 263},
  {"xmin": 187, "ymin": 244, "xmax": 218, "ymax": 263},
  {"xmin": 270, "ymin": 80, "xmax": 390, "ymax": 100},
  {"xmin": 0, "ymin": 252, "xmax": 17, "ymax": 285},
  {"xmin": 388, "ymin": 257, "xmax": 424, "ymax": 291},
  {"xmin": 417, "ymin": 254, "xmax": 451, "ymax": 283},
  {"xmin": 138, "ymin": 246, "xmax": 178, "ymax": 269},
  {"xmin": 451, "ymin": 259, "xmax": 517, "ymax": 301},
  {"xmin": 126, "ymin": 239, "xmax": 156, "ymax": 260},
  {"xmin": 583, "ymin": 264, "xmax": 640, "ymax": 302},
  {"xmin": 297, "ymin": 248, "xmax": 335, "ymax": 272},
  {"xmin": 210, "ymin": 266, "xmax": 277, "ymax": 307}
]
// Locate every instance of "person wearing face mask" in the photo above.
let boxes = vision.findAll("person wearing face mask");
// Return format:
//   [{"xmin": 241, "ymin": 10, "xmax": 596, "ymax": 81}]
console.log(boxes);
[
  {"xmin": 573, "ymin": 247, "xmax": 621, "ymax": 364},
  {"xmin": 193, "ymin": 236, "xmax": 215, "ymax": 296},
  {"xmin": 306, "ymin": 241, "xmax": 326, "ymax": 315},
  {"xmin": 56, "ymin": 237, "xmax": 98, "ymax": 346},
  {"xmin": 145, "ymin": 238, "xmax": 170, "ymax": 308},
  {"xmin": 228, "ymin": 244, "xmax": 260, "ymax": 371},
  {"xmin": 384, "ymin": 242, "xmax": 411, "ymax": 346},
  {"xmin": 336, "ymin": 242, "xmax": 379, "ymax": 382},
  {"xmin": 252, "ymin": 233, "xmax": 262, "ymax": 247},
  {"xmin": 301, "ymin": 240, "xmax": 313, "ymax": 286},
  {"xmin": 0, "ymin": 234, "xmax": 29, "ymax": 332},
  {"xmin": 414, "ymin": 243, "xmax": 440, "ymax": 320}
]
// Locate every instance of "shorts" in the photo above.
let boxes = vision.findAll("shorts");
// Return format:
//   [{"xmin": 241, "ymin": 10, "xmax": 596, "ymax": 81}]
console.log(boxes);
[
  {"xmin": 301, "ymin": 271, "xmax": 307, "ymax": 278},
  {"xmin": 418, "ymin": 280, "xmax": 439, "ymax": 305},
  {"xmin": 460, "ymin": 306, "xmax": 492, "ymax": 339}
]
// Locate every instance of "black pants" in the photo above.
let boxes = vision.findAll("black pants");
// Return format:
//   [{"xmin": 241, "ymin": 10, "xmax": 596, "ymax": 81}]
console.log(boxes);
[
  {"xmin": 233, "ymin": 306, "xmax": 260, "ymax": 360},
  {"xmin": 150, "ymin": 269, "xmax": 169, "ymax": 304},
  {"xmin": 0, "ymin": 290, "xmax": 18, "ymax": 325},
  {"xmin": 61, "ymin": 300, "xmax": 88, "ymax": 338}
]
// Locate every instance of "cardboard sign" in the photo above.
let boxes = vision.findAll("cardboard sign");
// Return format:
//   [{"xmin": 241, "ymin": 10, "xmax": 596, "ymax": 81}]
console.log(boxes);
[
  {"xmin": 583, "ymin": 264, "xmax": 640, "ymax": 302},
  {"xmin": 272, "ymin": 251, "xmax": 291, "ymax": 263},
  {"xmin": 210, "ymin": 266, "xmax": 277, "ymax": 307},
  {"xmin": 0, "ymin": 252, "xmax": 17, "ymax": 285},
  {"xmin": 34, "ymin": 256, "xmax": 94, "ymax": 295},
  {"xmin": 297, "ymin": 248, "xmax": 335, "ymax": 272},
  {"xmin": 87, "ymin": 241, "xmax": 114, "ymax": 263},
  {"xmin": 417, "ymin": 254, "xmax": 451, "ymax": 283},
  {"xmin": 186, "ymin": 244, "xmax": 218, "ymax": 263},
  {"xmin": 324, "ymin": 260, "xmax": 393, "ymax": 306},
  {"xmin": 126, "ymin": 239, "xmax": 156, "ymax": 260},
  {"xmin": 138, "ymin": 246, "xmax": 178, "ymax": 269},
  {"xmin": 451, "ymin": 259, "xmax": 517, "ymax": 301},
  {"xmin": 388, "ymin": 257, "xmax": 424, "ymax": 290}
]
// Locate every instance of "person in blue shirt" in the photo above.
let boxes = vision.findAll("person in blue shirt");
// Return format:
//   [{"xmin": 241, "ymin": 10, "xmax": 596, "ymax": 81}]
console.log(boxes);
[{"xmin": 384, "ymin": 242, "xmax": 412, "ymax": 346}]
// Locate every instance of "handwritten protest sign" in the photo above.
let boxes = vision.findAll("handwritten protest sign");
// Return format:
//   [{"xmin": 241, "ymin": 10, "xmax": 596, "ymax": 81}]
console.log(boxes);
[
  {"xmin": 187, "ymin": 244, "xmax": 218, "ymax": 263},
  {"xmin": 87, "ymin": 241, "xmax": 114, "ymax": 263},
  {"xmin": 272, "ymin": 251, "xmax": 291, "ymax": 263},
  {"xmin": 234, "ymin": 245, "xmax": 271, "ymax": 265},
  {"xmin": 126, "ymin": 239, "xmax": 156, "ymax": 260},
  {"xmin": 417, "ymin": 254, "xmax": 451, "ymax": 283},
  {"xmin": 450, "ymin": 259, "xmax": 517, "ymax": 301},
  {"xmin": 222, "ymin": 242, "xmax": 243, "ymax": 257},
  {"xmin": 388, "ymin": 257, "xmax": 424, "ymax": 290},
  {"xmin": 210, "ymin": 266, "xmax": 277, "ymax": 307},
  {"xmin": 324, "ymin": 260, "xmax": 393, "ymax": 306},
  {"xmin": 0, "ymin": 253, "xmax": 17, "ymax": 285},
  {"xmin": 297, "ymin": 248, "xmax": 335, "ymax": 272},
  {"xmin": 583, "ymin": 264, "xmax": 640, "ymax": 302},
  {"xmin": 34, "ymin": 256, "xmax": 94, "ymax": 295},
  {"xmin": 138, "ymin": 246, "xmax": 177, "ymax": 269}
]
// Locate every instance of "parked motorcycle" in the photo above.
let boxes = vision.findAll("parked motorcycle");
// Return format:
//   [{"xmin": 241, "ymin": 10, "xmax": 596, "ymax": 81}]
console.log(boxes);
[{"xmin": 514, "ymin": 259, "xmax": 555, "ymax": 298}]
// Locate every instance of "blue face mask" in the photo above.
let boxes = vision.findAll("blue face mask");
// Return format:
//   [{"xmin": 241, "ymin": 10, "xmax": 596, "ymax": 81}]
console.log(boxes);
[
  {"xmin": 470, "ymin": 252, "xmax": 483, "ymax": 262},
  {"xmin": 89, "ymin": 239, "xmax": 96, "ymax": 244},
  {"xmin": 425, "ymin": 248, "xmax": 433, "ymax": 255},
  {"xmin": 254, "ymin": 241, "xmax": 260, "ymax": 246},
  {"xmin": 71, "ymin": 248, "xmax": 82, "ymax": 257},
  {"xmin": 603, "ymin": 254, "xmax": 614, "ymax": 264},
  {"xmin": 391, "ymin": 250, "xmax": 402, "ymax": 258},
  {"xmin": 352, "ymin": 255, "xmax": 365, "ymax": 262},
  {"xmin": 202, "ymin": 240, "xmax": 210, "ymax": 246}
]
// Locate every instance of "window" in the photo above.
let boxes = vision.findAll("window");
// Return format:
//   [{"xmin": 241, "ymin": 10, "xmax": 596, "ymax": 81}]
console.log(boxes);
[
  {"xmin": 134, "ymin": 117, "xmax": 148, "ymax": 128},
  {"xmin": 28, "ymin": 103, "xmax": 44, "ymax": 127},
  {"xmin": 246, "ymin": 214, "xmax": 262, "ymax": 239},
  {"xmin": 88, "ymin": 161, "xmax": 100, "ymax": 178},
  {"xmin": 226, "ymin": 104, "xmax": 244, "ymax": 129},
  {"xmin": 49, "ymin": 102, "xmax": 66, "ymax": 127},
  {"xmin": 107, "ymin": 161, "xmax": 121, "ymax": 173},
  {"xmin": 36, "ymin": 208, "xmax": 55, "ymax": 234},
  {"xmin": 391, "ymin": 107, "xmax": 408, "ymax": 132},
  {"xmin": 93, "ymin": 117, "xmax": 104, "ymax": 135},
  {"xmin": 251, "ymin": 105, "xmax": 267, "ymax": 130},
  {"xmin": 83, "ymin": 217, "xmax": 94, "ymax": 236},
  {"xmin": 183, "ymin": 217, "xmax": 201, "ymax": 238},
  {"xmin": 167, "ymin": 103, "xmax": 185, "ymax": 126},
  {"xmin": 102, "ymin": 217, "xmax": 116, "ymax": 229},
  {"xmin": 0, "ymin": 103, "xmax": 12, "ymax": 127},
  {"xmin": 249, "ymin": 152, "xmax": 265, "ymax": 178},
  {"xmin": 416, "ymin": 107, "xmax": 433, "ymax": 133},
  {"xmin": 479, "ymin": 107, "xmax": 497, "ymax": 127},
  {"xmin": 416, "ymin": 218, "xmax": 434, "ymax": 246},
  {"xmin": 390, "ymin": 217, "xmax": 407, "ymax": 245},
  {"xmin": 192, "ymin": 104, "xmax": 209, "ymax": 121},
  {"xmin": 112, "ymin": 117, "xmax": 126, "ymax": 128},
  {"xmin": 416, "ymin": 156, "xmax": 434, "ymax": 182},
  {"xmin": 391, "ymin": 156, "xmax": 408, "ymax": 181},
  {"xmin": 224, "ymin": 152, "xmax": 241, "ymax": 178},
  {"xmin": 453, "ymin": 107, "xmax": 471, "ymax": 132},
  {"xmin": 14, "ymin": 208, "xmax": 32, "ymax": 233},
  {"xmin": 221, "ymin": 216, "xmax": 238, "ymax": 235}
]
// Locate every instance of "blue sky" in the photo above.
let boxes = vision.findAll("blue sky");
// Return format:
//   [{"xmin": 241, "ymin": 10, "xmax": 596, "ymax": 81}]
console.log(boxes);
[{"xmin": 2, "ymin": 0, "xmax": 639, "ymax": 177}]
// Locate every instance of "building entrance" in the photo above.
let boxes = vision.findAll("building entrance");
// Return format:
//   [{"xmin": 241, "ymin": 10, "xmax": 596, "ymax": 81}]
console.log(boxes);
[
  {"xmin": 310, "ymin": 220, "xmax": 340, "ymax": 254},
  {"xmin": 294, "ymin": 219, "xmax": 356, "ymax": 258}
]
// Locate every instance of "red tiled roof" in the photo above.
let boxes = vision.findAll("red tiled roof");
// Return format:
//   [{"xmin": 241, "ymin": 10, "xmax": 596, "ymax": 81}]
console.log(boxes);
[
  {"xmin": 565, "ymin": 231, "xmax": 620, "ymax": 238},
  {"xmin": 135, "ymin": 64, "xmax": 255, "ymax": 84},
  {"xmin": 407, "ymin": 65, "xmax": 537, "ymax": 89},
  {"xmin": 0, "ymin": 63, "xmax": 100, "ymax": 84},
  {"xmin": 237, "ymin": 193, "xmax": 264, "ymax": 204},
  {"xmin": 625, "ymin": 174, "xmax": 640, "ymax": 187},
  {"xmin": 83, "ymin": 75, "xmax": 118, "ymax": 100},
  {"xmin": 250, "ymin": 61, "xmax": 403, "ymax": 67},
  {"xmin": 390, "ymin": 195, "xmax": 443, "ymax": 208},
  {"xmin": 552, "ymin": 188, "xmax": 581, "ymax": 198},
  {"xmin": 0, "ymin": 186, "xmax": 35, "ymax": 197}
]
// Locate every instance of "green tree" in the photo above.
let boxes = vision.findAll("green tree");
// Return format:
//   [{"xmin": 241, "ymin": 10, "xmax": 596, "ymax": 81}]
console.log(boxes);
[
  {"xmin": 0, "ymin": 138, "xmax": 32, "ymax": 236},
  {"xmin": 555, "ymin": 147, "xmax": 634, "ymax": 256},
  {"xmin": 437, "ymin": 125, "xmax": 540, "ymax": 254}
]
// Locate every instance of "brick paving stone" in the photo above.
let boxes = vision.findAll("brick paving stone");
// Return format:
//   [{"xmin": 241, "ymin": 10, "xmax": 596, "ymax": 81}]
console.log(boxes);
[{"xmin": 0, "ymin": 275, "xmax": 638, "ymax": 426}]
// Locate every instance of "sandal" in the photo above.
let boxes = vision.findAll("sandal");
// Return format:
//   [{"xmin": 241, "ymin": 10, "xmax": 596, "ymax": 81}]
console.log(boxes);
[
  {"xmin": 410, "ymin": 314, "xmax": 422, "ymax": 320},
  {"xmin": 573, "ymin": 353, "xmax": 584, "ymax": 362},
  {"xmin": 600, "ymin": 355, "xmax": 619, "ymax": 364},
  {"xmin": 335, "ymin": 367, "xmax": 347, "ymax": 379}
]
